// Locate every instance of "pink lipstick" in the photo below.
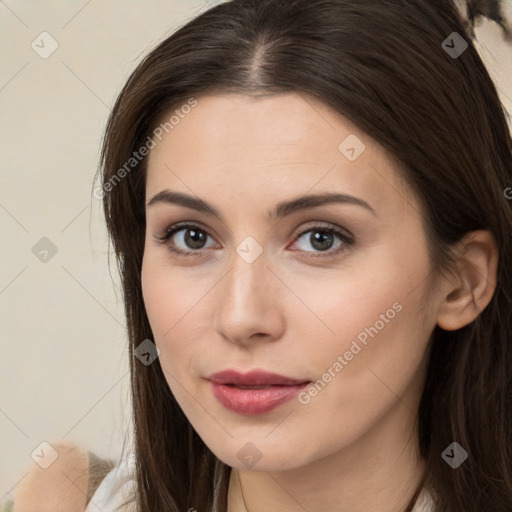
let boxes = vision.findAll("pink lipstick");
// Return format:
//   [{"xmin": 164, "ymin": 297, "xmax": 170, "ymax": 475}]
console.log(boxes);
[{"xmin": 207, "ymin": 369, "xmax": 310, "ymax": 416}]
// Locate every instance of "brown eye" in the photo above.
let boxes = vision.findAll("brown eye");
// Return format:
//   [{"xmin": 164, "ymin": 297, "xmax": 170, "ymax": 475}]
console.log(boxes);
[
  {"xmin": 153, "ymin": 222, "xmax": 354, "ymax": 259},
  {"xmin": 290, "ymin": 225, "xmax": 354, "ymax": 258},
  {"xmin": 153, "ymin": 223, "xmax": 217, "ymax": 256},
  {"xmin": 177, "ymin": 227, "xmax": 209, "ymax": 250}
]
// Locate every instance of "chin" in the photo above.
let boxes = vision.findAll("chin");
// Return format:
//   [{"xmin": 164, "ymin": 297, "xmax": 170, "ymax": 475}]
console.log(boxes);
[{"xmin": 197, "ymin": 433, "xmax": 322, "ymax": 472}]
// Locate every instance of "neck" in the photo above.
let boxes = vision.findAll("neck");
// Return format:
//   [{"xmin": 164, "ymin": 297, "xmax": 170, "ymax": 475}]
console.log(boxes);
[{"xmin": 227, "ymin": 398, "xmax": 426, "ymax": 512}]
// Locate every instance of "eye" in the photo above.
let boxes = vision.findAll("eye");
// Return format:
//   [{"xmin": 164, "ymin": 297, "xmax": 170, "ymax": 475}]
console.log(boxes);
[
  {"xmin": 153, "ymin": 222, "xmax": 216, "ymax": 257},
  {"xmin": 153, "ymin": 222, "xmax": 354, "ymax": 258},
  {"xmin": 289, "ymin": 224, "xmax": 354, "ymax": 258}
]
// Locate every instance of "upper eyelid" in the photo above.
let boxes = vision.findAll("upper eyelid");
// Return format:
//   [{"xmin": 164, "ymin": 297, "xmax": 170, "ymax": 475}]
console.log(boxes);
[
  {"xmin": 159, "ymin": 219, "xmax": 351, "ymax": 236},
  {"xmin": 157, "ymin": 220, "xmax": 353, "ymax": 247}
]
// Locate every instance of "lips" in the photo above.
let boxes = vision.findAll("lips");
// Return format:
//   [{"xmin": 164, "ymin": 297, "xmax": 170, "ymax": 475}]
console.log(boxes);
[
  {"xmin": 206, "ymin": 369, "xmax": 311, "ymax": 415},
  {"xmin": 207, "ymin": 369, "xmax": 310, "ymax": 387}
]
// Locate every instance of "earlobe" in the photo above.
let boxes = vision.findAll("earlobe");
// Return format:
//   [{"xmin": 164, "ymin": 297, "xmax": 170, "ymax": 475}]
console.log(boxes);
[{"xmin": 436, "ymin": 230, "xmax": 499, "ymax": 331}]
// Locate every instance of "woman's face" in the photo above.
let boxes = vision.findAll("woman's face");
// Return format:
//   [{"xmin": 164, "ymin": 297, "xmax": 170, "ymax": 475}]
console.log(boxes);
[{"xmin": 141, "ymin": 92, "xmax": 439, "ymax": 471}]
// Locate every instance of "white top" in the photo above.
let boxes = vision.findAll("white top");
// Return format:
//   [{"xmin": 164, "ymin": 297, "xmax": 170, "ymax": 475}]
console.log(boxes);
[
  {"xmin": 84, "ymin": 451, "xmax": 137, "ymax": 512},
  {"xmin": 84, "ymin": 451, "xmax": 436, "ymax": 512}
]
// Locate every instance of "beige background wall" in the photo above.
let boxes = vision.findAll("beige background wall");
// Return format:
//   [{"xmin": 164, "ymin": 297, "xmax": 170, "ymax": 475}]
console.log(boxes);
[{"xmin": 1, "ymin": 0, "xmax": 511, "ymax": 506}]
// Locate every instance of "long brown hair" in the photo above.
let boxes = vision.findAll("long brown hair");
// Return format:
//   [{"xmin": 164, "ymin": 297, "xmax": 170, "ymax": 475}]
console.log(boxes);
[{"xmin": 94, "ymin": 0, "xmax": 512, "ymax": 510}]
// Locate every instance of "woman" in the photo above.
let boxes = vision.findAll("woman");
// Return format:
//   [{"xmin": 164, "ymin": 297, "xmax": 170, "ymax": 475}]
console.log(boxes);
[
  {"xmin": 14, "ymin": 0, "xmax": 512, "ymax": 511},
  {"xmin": 92, "ymin": 0, "xmax": 512, "ymax": 510}
]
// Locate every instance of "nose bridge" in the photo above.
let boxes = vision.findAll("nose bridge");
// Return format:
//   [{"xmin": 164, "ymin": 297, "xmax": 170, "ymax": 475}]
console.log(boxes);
[
  {"xmin": 225, "ymin": 238, "xmax": 269, "ymax": 307},
  {"xmin": 215, "ymin": 238, "xmax": 284, "ymax": 343}
]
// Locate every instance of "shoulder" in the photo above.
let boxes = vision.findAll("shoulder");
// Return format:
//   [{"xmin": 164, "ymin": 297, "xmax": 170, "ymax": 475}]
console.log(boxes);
[
  {"xmin": 412, "ymin": 486, "xmax": 436, "ymax": 512},
  {"xmin": 13, "ymin": 441, "xmax": 91, "ymax": 512},
  {"xmin": 84, "ymin": 450, "xmax": 137, "ymax": 512},
  {"xmin": 12, "ymin": 441, "xmax": 133, "ymax": 512}
]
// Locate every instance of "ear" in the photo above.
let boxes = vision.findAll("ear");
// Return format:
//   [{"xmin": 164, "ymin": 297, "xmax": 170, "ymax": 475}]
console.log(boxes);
[{"xmin": 436, "ymin": 230, "xmax": 499, "ymax": 331}]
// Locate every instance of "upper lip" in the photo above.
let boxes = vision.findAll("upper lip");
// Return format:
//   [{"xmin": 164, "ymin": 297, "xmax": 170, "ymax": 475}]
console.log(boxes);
[{"xmin": 207, "ymin": 369, "xmax": 310, "ymax": 386}]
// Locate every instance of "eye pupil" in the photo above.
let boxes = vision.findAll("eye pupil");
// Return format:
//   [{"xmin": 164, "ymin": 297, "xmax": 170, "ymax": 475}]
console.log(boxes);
[
  {"xmin": 159, "ymin": 224, "xmax": 348, "ymax": 257},
  {"xmin": 185, "ymin": 228, "xmax": 207, "ymax": 249},
  {"xmin": 311, "ymin": 231, "xmax": 334, "ymax": 251}
]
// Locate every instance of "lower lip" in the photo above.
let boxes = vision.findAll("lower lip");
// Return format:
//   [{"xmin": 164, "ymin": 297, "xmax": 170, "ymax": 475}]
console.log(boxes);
[{"xmin": 209, "ymin": 381, "xmax": 309, "ymax": 416}]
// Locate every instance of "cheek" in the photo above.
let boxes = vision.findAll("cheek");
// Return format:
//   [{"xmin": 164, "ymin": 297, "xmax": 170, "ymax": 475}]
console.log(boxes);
[
  {"xmin": 140, "ymin": 253, "xmax": 214, "ymax": 373},
  {"xmin": 141, "ymin": 256, "xmax": 169, "ymax": 338},
  {"xmin": 141, "ymin": 249, "xmax": 199, "ymax": 335},
  {"xmin": 294, "ymin": 249, "xmax": 432, "ymax": 416},
  {"xmin": 289, "ymin": 259, "xmax": 405, "ymax": 344}
]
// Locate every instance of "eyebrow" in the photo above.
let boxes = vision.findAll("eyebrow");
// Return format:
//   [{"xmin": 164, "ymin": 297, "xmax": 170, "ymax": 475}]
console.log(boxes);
[{"xmin": 146, "ymin": 190, "xmax": 377, "ymax": 220}]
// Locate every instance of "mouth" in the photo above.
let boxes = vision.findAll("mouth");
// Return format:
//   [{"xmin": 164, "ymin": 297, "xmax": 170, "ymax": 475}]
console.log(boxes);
[
  {"xmin": 207, "ymin": 369, "xmax": 310, "ymax": 387},
  {"xmin": 223, "ymin": 384, "xmax": 283, "ymax": 389},
  {"xmin": 206, "ymin": 369, "xmax": 311, "ymax": 415}
]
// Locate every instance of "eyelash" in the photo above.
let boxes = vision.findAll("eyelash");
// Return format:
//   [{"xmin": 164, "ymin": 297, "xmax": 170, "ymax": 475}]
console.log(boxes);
[{"xmin": 153, "ymin": 221, "xmax": 355, "ymax": 259}]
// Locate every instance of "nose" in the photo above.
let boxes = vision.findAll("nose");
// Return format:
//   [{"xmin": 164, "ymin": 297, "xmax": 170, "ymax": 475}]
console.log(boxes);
[{"xmin": 214, "ymin": 247, "xmax": 286, "ymax": 347}]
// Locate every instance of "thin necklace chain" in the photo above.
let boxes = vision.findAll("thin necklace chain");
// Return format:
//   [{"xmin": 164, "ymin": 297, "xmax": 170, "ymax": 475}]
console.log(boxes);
[
  {"xmin": 235, "ymin": 467, "xmax": 426, "ymax": 512},
  {"xmin": 237, "ymin": 469, "xmax": 251, "ymax": 512}
]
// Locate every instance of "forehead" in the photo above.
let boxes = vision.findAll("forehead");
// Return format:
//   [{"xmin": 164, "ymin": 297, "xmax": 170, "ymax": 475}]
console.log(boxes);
[{"xmin": 145, "ymin": 92, "xmax": 416, "ymax": 218}]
